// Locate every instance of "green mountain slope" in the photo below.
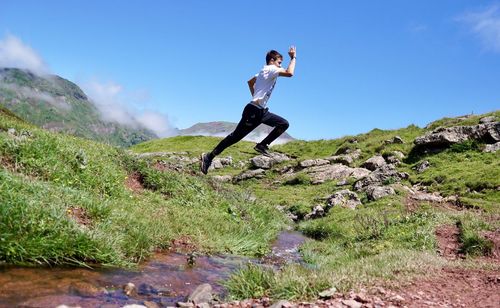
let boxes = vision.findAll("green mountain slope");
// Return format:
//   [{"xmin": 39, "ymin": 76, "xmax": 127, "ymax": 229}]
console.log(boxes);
[{"xmin": 0, "ymin": 68, "xmax": 157, "ymax": 147}]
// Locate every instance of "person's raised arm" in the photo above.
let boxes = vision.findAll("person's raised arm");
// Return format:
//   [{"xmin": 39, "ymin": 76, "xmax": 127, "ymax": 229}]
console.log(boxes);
[
  {"xmin": 247, "ymin": 76, "xmax": 256, "ymax": 96},
  {"xmin": 279, "ymin": 46, "xmax": 297, "ymax": 77}
]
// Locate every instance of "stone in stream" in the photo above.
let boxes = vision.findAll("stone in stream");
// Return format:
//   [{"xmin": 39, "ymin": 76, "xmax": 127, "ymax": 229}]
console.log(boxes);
[{"xmin": 187, "ymin": 283, "xmax": 213, "ymax": 304}]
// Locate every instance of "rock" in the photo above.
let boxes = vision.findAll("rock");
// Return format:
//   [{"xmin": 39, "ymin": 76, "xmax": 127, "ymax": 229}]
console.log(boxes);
[
  {"xmin": 327, "ymin": 190, "xmax": 362, "ymax": 209},
  {"xmin": 366, "ymin": 185, "xmax": 396, "ymax": 201},
  {"xmin": 484, "ymin": 142, "xmax": 500, "ymax": 152},
  {"xmin": 389, "ymin": 295, "xmax": 405, "ymax": 303},
  {"xmin": 176, "ymin": 302, "xmax": 194, "ymax": 308},
  {"xmin": 361, "ymin": 155, "xmax": 386, "ymax": 171},
  {"xmin": 270, "ymin": 300, "xmax": 293, "ymax": 308},
  {"xmin": 138, "ymin": 283, "xmax": 159, "ymax": 295},
  {"xmin": 480, "ymin": 116, "xmax": 497, "ymax": 123},
  {"xmin": 304, "ymin": 205, "xmax": 325, "ymax": 220},
  {"xmin": 410, "ymin": 191, "xmax": 443, "ymax": 203},
  {"xmin": 341, "ymin": 299, "xmax": 362, "ymax": 308},
  {"xmin": 392, "ymin": 151, "xmax": 405, "ymax": 159},
  {"xmin": 306, "ymin": 164, "xmax": 370, "ymax": 184},
  {"xmin": 385, "ymin": 155, "xmax": 401, "ymax": 165},
  {"xmin": 299, "ymin": 158, "xmax": 330, "ymax": 168},
  {"xmin": 318, "ymin": 286, "xmax": 337, "ymax": 298},
  {"xmin": 327, "ymin": 149, "xmax": 362, "ymax": 166},
  {"xmin": 251, "ymin": 156, "xmax": 274, "ymax": 169},
  {"xmin": 124, "ymin": 282, "xmax": 136, "ymax": 296},
  {"xmin": 354, "ymin": 165, "xmax": 409, "ymax": 191},
  {"xmin": 143, "ymin": 301, "xmax": 160, "ymax": 308},
  {"xmin": 212, "ymin": 175, "xmax": 233, "ymax": 183},
  {"xmin": 210, "ymin": 159, "xmax": 224, "ymax": 169},
  {"xmin": 123, "ymin": 305, "xmax": 147, "ymax": 308},
  {"xmin": 233, "ymin": 169, "xmax": 266, "ymax": 182},
  {"xmin": 187, "ymin": 283, "xmax": 212, "ymax": 304},
  {"xmin": 7, "ymin": 128, "xmax": 16, "ymax": 135},
  {"xmin": 414, "ymin": 122, "xmax": 500, "ymax": 147},
  {"xmin": 384, "ymin": 136, "xmax": 404, "ymax": 144},
  {"xmin": 68, "ymin": 281, "xmax": 106, "ymax": 297},
  {"xmin": 414, "ymin": 160, "xmax": 430, "ymax": 173}
]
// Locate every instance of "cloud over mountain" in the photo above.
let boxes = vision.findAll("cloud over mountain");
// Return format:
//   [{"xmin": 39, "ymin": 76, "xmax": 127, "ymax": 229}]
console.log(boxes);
[{"xmin": 0, "ymin": 34, "xmax": 50, "ymax": 75}]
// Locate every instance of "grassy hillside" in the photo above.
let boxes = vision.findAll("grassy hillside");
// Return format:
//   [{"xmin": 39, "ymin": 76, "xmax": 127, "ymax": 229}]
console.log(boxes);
[
  {"xmin": 1, "ymin": 107, "xmax": 498, "ymax": 302},
  {"xmin": 0, "ymin": 109, "xmax": 286, "ymax": 266},
  {"xmin": 132, "ymin": 110, "xmax": 499, "ymax": 299},
  {"xmin": 0, "ymin": 68, "xmax": 157, "ymax": 147}
]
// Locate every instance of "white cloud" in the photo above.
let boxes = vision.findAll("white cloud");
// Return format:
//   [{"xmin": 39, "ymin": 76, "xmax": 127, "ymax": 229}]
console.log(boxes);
[
  {"xmin": 82, "ymin": 79, "xmax": 176, "ymax": 137},
  {"xmin": 136, "ymin": 111, "xmax": 177, "ymax": 137},
  {"xmin": 457, "ymin": 4, "xmax": 500, "ymax": 52},
  {"xmin": 0, "ymin": 34, "xmax": 50, "ymax": 74}
]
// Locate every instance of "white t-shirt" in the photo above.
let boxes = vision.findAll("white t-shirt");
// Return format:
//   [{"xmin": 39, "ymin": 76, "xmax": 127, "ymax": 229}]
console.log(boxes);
[{"xmin": 251, "ymin": 65, "xmax": 285, "ymax": 108}]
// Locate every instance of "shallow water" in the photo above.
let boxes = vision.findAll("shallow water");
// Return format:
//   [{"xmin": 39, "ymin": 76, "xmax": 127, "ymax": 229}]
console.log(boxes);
[{"xmin": 0, "ymin": 231, "xmax": 308, "ymax": 307}]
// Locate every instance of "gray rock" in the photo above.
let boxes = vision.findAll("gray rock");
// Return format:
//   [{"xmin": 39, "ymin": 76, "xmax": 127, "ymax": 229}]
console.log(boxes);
[
  {"xmin": 414, "ymin": 160, "xmax": 430, "ymax": 173},
  {"xmin": 480, "ymin": 116, "xmax": 497, "ymax": 123},
  {"xmin": 270, "ymin": 300, "xmax": 293, "ymax": 308},
  {"xmin": 410, "ymin": 191, "xmax": 443, "ymax": 203},
  {"xmin": 318, "ymin": 287, "xmax": 337, "ymax": 298},
  {"xmin": 327, "ymin": 149, "xmax": 361, "ymax": 166},
  {"xmin": 384, "ymin": 136, "xmax": 404, "ymax": 144},
  {"xmin": 187, "ymin": 283, "xmax": 212, "ymax": 304},
  {"xmin": 299, "ymin": 158, "xmax": 330, "ymax": 168},
  {"xmin": 211, "ymin": 175, "xmax": 233, "ymax": 183},
  {"xmin": 327, "ymin": 190, "xmax": 361, "ymax": 209},
  {"xmin": 414, "ymin": 122, "xmax": 500, "ymax": 147},
  {"xmin": 361, "ymin": 155, "xmax": 386, "ymax": 171},
  {"xmin": 251, "ymin": 156, "xmax": 273, "ymax": 169},
  {"xmin": 385, "ymin": 155, "xmax": 401, "ymax": 165},
  {"xmin": 7, "ymin": 128, "xmax": 16, "ymax": 135},
  {"xmin": 211, "ymin": 159, "xmax": 224, "ymax": 169},
  {"xmin": 354, "ymin": 165, "xmax": 409, "ymax": 191},
  {"xmin": 304, "ymin": 205, "xmax": 325, "ymax": 220},
  {"xmin": 233, "ymin": 169, "xmax": 266, "ymax": 182},
  {"xmin": 392, "ymin": 151, "xmax": 405, "ymax": 159},
  {"xmin": 176, "ymin": 302, "xmax": 195, "ymax": 308},
  {"xmin": 484, "ymin": 142, "xmax": 500, "ymax": 153},
  {"xmin": 306, "ymin": 164, "xmax": 370, "ymax": 184},
  {"xmin": 341, "ymin": 299, "xmax": 362, "ymax": 308},
  {"xmin": 123, "ymin": 282, "xmax": 136, "ymax": 296},
  {"xmin": 366, "ymin": 185, "xmax": 396, "ymax": 201}
]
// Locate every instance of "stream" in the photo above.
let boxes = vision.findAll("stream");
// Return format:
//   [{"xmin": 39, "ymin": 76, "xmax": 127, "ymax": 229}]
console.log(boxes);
[{"xmin": 0, "ymin": 231, "xmax": 308, "ymax": 307}]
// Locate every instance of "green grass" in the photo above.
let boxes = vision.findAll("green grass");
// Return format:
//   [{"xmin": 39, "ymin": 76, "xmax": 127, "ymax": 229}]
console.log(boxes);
[{"xmin": 0, "ymin": 111, "xmax": 286, "ymax": 266}]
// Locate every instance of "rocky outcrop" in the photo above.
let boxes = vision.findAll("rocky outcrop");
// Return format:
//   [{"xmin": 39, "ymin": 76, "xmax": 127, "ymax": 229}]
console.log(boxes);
[
  {"xmin": 233, "ymin": 169, "xmax": 266, "ymax": 182},
  {"xmin": 361, "ymin": 155, "xmax": 386, "ymax": 171},
  {"xmin": 250, "ymin": 153, "xmax": 290, "ymax": 169},
  {"xmin": 414, "ymin": 122, "xmax": 500, "ymax": 148},
  {"xmin": 326, "ymin": 149, "xmax": 361, "ymax": 166},
  {"xmin": 365, "ymin": 185, "xmax": 396, "ymax": 201},
  {"xmin": 327, "ymin": 189, "xmax": 362, "ymax": 209},
  {"xmin": 484, "ymin": 142, "xmax": 500, "ymax": 153},
  {"xmin": 305, "ymin": 164, "xmax": 371, "ymax": 185},
  {"xmin": 299, "ymin": 158, "xmax": 330, "ymax": 168},
  {"xmin": 384, "ymin": 135, "xmax": 404, "ymax": 144},
  {"xmin": 354, "ymin": 165, "xmax": 409, "ymax": 191}
]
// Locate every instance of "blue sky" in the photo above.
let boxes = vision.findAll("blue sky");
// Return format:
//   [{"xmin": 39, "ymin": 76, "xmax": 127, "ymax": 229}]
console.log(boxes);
[{"xmin": 0, "ymin": 1, "xmax": 499, "ymax": 140}]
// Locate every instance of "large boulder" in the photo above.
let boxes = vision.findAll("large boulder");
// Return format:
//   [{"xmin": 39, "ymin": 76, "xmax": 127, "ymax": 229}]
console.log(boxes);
[
  {"xmin": 361, "ymin": 155, "xmax": 386, "ymax": 171},
  {"xmin": 305, "ymin": 164, "xmax": 371, "ymax": 185},
  {"xmin": 354, "ymin": 164, "xmax": 409, "ymax": 191},
  {"xmin": 327, "ymin": 189, "xmax": 362, "ymax": 209},
  {"xmin": 233, "ymin": 169, "xmax": 266, "ymax": 182},
  {"xmin": 414, "ymin": 122, "xmax": 500, "ymax": 148},
  {"xmin": 365, "ymin": 185, "xmax": 396, "ymax": 201},
  {"xmin": 484, "ymin": 142, "xmax": 500, "ymax": 153},
  {"xmin": 299, "ymin": 158, "xmax": 330, "ymax": 168},
  {"xmin": 326, "ymin": 149, "xmax": 362, "ymax": 166},
  {"xmin": 250, "ymin": 153, "xmax": 290, "ymax": 169}
]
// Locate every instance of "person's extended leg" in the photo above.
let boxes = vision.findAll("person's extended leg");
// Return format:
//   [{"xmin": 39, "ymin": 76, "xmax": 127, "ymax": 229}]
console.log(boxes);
[
  {"xmin": 254, "ymin": 110, "xmax": 289, "ymax": 156},
  {"xmin": 201, "ymin": 104, "xmax": 262, "ymax": 174}
]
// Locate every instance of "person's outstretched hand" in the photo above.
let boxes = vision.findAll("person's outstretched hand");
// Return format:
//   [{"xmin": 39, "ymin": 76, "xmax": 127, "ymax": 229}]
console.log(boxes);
[{"xmin": 288, "ymin": 46, "xmax": 296, "ymax": 59}]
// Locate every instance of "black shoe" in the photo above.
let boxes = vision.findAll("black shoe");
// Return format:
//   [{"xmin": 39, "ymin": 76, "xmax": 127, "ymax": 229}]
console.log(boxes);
[
  {"xmin": 254, "ymin": 144, "xmax": 272, "ymax": 157},
  {"xmin": 200, "ymin": 153, "xmax": 213, "ymax": 175}
]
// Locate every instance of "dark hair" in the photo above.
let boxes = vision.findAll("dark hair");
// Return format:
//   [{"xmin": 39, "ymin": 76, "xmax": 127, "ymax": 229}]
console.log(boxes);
[{"xmin": 266, "ymin": 50, "xmax": 283, "ymax": 64}]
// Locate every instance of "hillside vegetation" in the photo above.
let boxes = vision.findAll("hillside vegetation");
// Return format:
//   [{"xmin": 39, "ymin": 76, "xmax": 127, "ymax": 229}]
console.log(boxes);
[
  {"xmin": 1, "ymin": 106, "xmax": 498, "ymax": 301},
  {"xmin": 0, "ymin": 107, "xmax": 285, "ymax": 266},
  {"xmin": 132, "ymin": 110, "xmax": 499, "ymax": 299}
]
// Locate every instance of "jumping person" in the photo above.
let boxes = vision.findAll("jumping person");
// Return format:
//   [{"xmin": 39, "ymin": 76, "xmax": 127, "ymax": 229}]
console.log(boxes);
[{"xmin": 200, "ymin": 46, "xmax": 297, "ymax": 174}]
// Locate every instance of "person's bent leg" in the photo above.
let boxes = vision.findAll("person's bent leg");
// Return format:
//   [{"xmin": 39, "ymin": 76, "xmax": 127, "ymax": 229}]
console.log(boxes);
[{"xmin": 258, "ymin": 111, "xmax": 289, "ymax": 147}]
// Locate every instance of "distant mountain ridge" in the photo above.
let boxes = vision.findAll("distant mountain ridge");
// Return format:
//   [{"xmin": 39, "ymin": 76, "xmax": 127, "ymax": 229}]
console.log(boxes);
[
  {"xmin": 179, "ymin": 121, "xmax": 296, "ymax": 144},
  {"xmin": 0, "ymin": 68, "xmax": 157, "ymax": 147}
]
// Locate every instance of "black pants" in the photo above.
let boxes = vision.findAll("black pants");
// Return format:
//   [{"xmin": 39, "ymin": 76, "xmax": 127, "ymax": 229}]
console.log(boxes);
[{"xmin": 211, "ymin": 103, "xmax": 289, "ymax": 156}]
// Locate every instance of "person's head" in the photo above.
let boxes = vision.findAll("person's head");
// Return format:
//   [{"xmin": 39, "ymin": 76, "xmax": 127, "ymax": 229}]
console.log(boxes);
[{"xmin": 266, "ymin": 50, "xmax": 283, "ymax": 67}]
